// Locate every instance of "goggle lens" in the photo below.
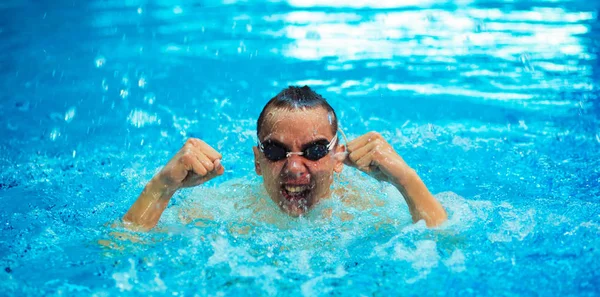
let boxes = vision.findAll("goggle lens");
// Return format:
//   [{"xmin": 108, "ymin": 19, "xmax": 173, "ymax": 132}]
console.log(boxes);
[
  {"xmin": 260, "ymin": 141, "xmax": 332, "ymax": 162},
  {"xmin": 261, "ymin": 142, "xmax": 288, "ymax": 161}
]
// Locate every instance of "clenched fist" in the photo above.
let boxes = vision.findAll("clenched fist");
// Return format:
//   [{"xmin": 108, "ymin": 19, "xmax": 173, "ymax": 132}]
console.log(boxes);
[
  {"xmin": 156, "ymin": 138, "xmax": 225, "ymax": 191},
  {"xmin": 343, "ymin": 131, "xmax": 411, "ymax": 186}
]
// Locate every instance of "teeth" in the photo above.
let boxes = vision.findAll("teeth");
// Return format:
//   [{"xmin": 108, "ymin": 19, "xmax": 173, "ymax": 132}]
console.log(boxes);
[{"xmin": 284, "ymin": 185, "xmax": 308, "ymax": 193}]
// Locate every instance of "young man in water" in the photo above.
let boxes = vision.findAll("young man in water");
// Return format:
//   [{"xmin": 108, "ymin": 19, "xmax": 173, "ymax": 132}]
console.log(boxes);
[{"xmin": 123, "ymin": 86, "xmax": 447, "ymax": 230}]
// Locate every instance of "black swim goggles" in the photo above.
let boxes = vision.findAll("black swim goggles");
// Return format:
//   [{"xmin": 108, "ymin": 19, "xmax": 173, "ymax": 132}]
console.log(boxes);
[{"xmin": 258, "ymin": 135, "xmax": 338, "ymax": 162}]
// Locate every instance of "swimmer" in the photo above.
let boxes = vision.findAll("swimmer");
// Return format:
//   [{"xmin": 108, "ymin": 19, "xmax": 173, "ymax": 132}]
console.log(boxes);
[{"xmin": 122, "ymin": 86, "xmax": 447, "ymax": 230}]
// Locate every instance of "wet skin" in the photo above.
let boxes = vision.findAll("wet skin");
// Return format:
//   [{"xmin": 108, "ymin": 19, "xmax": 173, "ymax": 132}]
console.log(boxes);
[
  {"xmin": 253, "ymin": 107, "xmax": 344, "ymax": 216},
  {"xmin": 123, "ymin": 106, "xmax": 447, "ymax": 230}
]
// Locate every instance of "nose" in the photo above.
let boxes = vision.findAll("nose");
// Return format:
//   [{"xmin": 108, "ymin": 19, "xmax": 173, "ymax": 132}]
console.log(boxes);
[{"xmin": 283, "ymin": 155, "xmax": 309, "ymax": 179}]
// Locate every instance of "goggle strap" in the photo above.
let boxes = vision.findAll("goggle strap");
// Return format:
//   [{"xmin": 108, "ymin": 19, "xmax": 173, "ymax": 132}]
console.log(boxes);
[
  {"xmin": 326, "ymin": 134, "xmax": 338, "ymax": 151},
  {"xmin": 285, "ymin": 151, "xmax": 304, "ymax": 158}
]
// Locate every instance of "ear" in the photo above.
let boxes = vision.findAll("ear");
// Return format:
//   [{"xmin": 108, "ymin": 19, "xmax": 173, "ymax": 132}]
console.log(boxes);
[
  {"xmin": 333, "ymin": 144, "xmax": 345, "ymax": 173},
  {"xmin": 252, "ymin": 146, "xmax": 262, "ymax": 175}
]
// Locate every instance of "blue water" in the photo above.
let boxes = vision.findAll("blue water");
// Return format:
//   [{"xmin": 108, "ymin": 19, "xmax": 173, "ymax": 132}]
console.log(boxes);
[{"xmin": 1, "ymin": 0, "xmax": 599, "ymax": 295}]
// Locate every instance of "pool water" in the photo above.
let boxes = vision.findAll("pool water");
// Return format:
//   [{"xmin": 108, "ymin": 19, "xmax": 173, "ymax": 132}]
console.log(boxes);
[{"xmin": 1, "ymin": 0, "xmax": 599, "ymax": 296}]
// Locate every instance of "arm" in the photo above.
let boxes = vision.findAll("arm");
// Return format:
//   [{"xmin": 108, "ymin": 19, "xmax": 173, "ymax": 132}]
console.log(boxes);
[
  {"xmin": 343, "ymin": 132, "xmax": 447, "ymax": 227},
  {"xmin": 122, "ymin": 177, "xmax": 176, "ymax": 231},
  {"xmin": 123, "ymin": 138, "xmax": 225, "ymax": 231}
]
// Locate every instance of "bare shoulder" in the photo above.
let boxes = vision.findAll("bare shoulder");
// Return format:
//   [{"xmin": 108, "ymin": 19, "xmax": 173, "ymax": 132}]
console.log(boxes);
[{"xmin": 332, "ymin": 175, "xmax": 389, "ymax": 211}]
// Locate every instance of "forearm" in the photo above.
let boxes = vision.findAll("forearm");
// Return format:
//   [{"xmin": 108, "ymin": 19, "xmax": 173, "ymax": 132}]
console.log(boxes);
[
  {"xmin": 122, "ymin": 177, "xmax": 177, "ymax": 231},
  {"xmin": 392, "ymin": 167, "xmax": 447, "ymax": 227}
]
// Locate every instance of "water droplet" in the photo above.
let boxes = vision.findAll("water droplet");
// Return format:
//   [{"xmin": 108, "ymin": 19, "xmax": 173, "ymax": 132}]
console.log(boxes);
[
  {"xmin": 127, "ymin": 109, "xmax": 160, "ymax": 128},
  {"xmin": 95, "ymin": 56, "xmax": 106, "ymax": 68},
  {"xmin": 246, "ymin": 24, "xmax": 252, "ymax": 32},
  {"xmin": 518, "ymin": 120, "xmax": 528, "ymax": 130},
  {"xmin": 72, "ymin": 150, "xmax": 77, "ymax": 158},
  {"xmin": 101, "ymin": 79, "xmax": 108, "ymax": 91},
  {"xmin": 120, "ymin": 89, "xmax": 129, "ymax": 99},
  {"xmin": 143, "ymin": 93, "xmax": 156, "ymax": 105},
  {"xmin": 173, "ymin": 6, "xmax": 183, "ymax": 14},
  {"xmin": 49, "ymin": 128, "xmax": 60, "ymax": 141},
  {"xmin": 138, "ymin": 77, "xmax": 147, "ymax": 88},
  {"xmin": 64, "ymin": 107, "xmax": 76, "ymax": 123},
  {"xmin": 137, "ymin": 7, "xmax": 143, "ymax": 14}
]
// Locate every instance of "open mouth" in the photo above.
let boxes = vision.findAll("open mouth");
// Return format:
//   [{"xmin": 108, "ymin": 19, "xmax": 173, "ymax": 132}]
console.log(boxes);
[{"xmin": 281, "ymin": 184, "xmax": 311, "ymax": 202}]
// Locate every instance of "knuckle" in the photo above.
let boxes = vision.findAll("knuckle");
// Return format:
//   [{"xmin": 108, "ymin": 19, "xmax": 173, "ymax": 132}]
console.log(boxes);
[
  {"xmin": 185, "ymin": 138, "xmax": 196, "ymax": 145},
  {"xmin": 367, "ymin": 131, "xmax": 381, "ymax": 140},
  {"xmin": 373, "ymin": 150, "xmax": 383, "ymax": 158},
  {"xmin": 180, "ymin": 154, "xmax": 194, "ymax": 164}
]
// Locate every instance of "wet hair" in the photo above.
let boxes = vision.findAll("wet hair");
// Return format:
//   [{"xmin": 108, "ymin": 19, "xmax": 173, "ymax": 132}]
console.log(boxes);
[{"xmin": 257, "ymin": 86, "xmax": 338, "ymax": 139}]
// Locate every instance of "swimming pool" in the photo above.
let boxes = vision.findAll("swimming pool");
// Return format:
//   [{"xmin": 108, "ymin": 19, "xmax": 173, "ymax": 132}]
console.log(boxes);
[{"xmin": 1, "ymin": 0, "xmax": 599, "ymax": 295}]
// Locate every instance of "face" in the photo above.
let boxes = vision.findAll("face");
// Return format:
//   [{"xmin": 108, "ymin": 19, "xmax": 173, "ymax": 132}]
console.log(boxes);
[{"xmin": 253, "ymin": 107, "xmax": 345, "ymax": 216}]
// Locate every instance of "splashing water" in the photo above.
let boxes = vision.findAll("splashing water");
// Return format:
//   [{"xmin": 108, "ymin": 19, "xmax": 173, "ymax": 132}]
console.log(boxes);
[{"xmin": 1, "ymin": 0, "xmax": 599, "ymax": 296}]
